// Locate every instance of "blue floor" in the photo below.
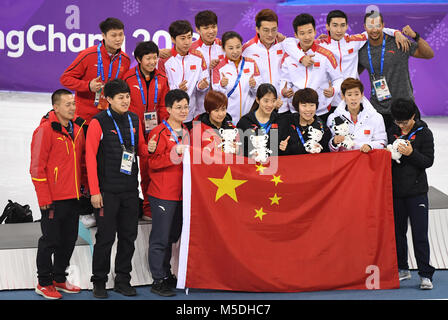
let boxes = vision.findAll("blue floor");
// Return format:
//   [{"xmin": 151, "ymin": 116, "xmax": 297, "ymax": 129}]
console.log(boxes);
[{"xmin": 1, "ymin": 270, "xmax": 447, "ymax": 301}]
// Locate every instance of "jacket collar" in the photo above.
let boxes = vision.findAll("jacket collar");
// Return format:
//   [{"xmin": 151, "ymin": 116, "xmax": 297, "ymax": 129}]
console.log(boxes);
[
  {"xmin": 101, "ymin": 40, "xmax": 122, "ymax": 59},
  {"xmin": 297, "ymin": 41, "xmax": 318, "ymax": 53},
  {"xmin": 44, "ymin": 110, "xmax": 84, "ymax": 136},
  {"xmin": 197, "ymin": 112, "xmax": 234, "ymax": 130},
  {"xmin": 171, "ymin": 46, "xmax": 190, "ymax": 58}
]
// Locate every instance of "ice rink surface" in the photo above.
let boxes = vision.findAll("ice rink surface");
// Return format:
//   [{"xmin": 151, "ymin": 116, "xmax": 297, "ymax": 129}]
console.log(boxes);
[{"xmin": 1, "ymin": 91, "xmax": 447, "ymax": 220}]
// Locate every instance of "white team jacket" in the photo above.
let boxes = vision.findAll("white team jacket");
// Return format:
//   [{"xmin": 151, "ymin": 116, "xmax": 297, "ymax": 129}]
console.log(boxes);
[
  {"xmin": 190, "ymin": 38, "xmax": 225, "ymax": 115},
  {"xmin": 326, "ymin": 97, "xmax": 387, "ymax": 151},
  {"xmin": 282, "ymin": 28, "xmax": 399, "ymax": 105},
  {"xmin": 242, "ymin": 35, "xmax": 285, "ymax": 95},
  {"xmin": 158, "ymin": 47, "xmax": 209, "ymax": 122},
  {"xmin": 279, "ymin": 42, "xmax": 343, "ymax": 115},
  {"xmin": 212, "ymin": 57, "xmax": 261, "ymax": 124}
]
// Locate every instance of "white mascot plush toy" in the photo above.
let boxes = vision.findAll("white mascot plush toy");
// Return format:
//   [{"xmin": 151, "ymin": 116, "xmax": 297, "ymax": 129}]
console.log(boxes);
[
  {"xmin": 249, "ymin": 134, "xmax": 272, "ymax": 163},
  {"xmin": 218, "ymin": 128, "xmax": 241, "ymax": 154},
  {"xmin": 304, "ymin": 125, "xmax": 324, "ymax": 154},
  {"xmin": 387, "ymin": 138, "xmax": 408, "ymax": 164},
  {"xmin": 332, "ymin": 116, "xmax": 355, "ymax": 150}
]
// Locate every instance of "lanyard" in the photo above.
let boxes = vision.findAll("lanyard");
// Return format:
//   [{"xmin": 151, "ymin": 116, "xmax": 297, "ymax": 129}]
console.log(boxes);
[
  {"xmin": 296, "ymin": 127, "xmax": 306, "ymax": 145},
  {"xmin": 367, "ymin": 35, "xmax": 386, "ymax": 78},
  {"xmin": 97, "ymin": 43, "xmax": 122, "ymax": 82},
  {"xmin": 227, "ymin": 58, "xmax": 245, "ymax": 98},
  {"xmin": 258, "ymin": 121, "xmax": 272, "ymax": 134},
  {"xmin": 106, "ymin": 109, "xmax": 134, "ymax": 149},
  {"xmin": 400, "ymin": 127, "xmax": 423, "ymax": 141},
  {"xmin": 135, "ymin": 67, "xmax": 158, "ymax": 109},
  {"xmin": 163, "ymin": 120, "xmax": 180, "ymax": 145}
]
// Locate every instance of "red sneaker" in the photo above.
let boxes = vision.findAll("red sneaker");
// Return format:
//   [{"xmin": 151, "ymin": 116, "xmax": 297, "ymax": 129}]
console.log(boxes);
[
  {"xmin": 35, "ymin": 284, "xmax": 62, "ymax": 299},
  {"xmin": 53, "ymin": 281, "xmax": 81, "ymax": 293}
]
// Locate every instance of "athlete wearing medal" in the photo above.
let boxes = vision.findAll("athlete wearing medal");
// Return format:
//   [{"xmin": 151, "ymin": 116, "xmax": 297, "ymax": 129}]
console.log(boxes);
[{"xmin": 85, "ymin": 79, "xmax": 148, "ymax": 298}]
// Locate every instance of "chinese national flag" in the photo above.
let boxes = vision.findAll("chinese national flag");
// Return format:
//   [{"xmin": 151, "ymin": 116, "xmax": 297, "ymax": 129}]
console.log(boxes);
[{"xmin": 177, "ymin": 149, "xmax": 399, "ymax": 292}]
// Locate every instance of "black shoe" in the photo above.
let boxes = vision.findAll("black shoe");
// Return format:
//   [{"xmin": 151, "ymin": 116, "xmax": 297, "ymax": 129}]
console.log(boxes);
[
  {"xmin": 166, "ymin": 274, "xmax": 178, "ymax": 288},
  {"xmin": 93, "ymin": 282, "xmax": 108, "ymax": 299},
  {"xmin": 114, "ymin": 282, "xmax": 137, "ymax": 296},
  {"xmin": 151, "ymin": 279, "xmax": 176, "ymax": 297}
]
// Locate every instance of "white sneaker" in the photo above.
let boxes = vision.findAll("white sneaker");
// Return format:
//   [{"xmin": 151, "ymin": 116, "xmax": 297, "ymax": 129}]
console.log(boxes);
[
  {"xmin": 80, "ymin": 214, "xmax": 96, "ymax": 228},
  {"xmin": 420, "ymin": 277, "xmax": 433, "ymax": 290},
  {"xmin": 399, "ymin": 270, "xmax": 411, "ymax": 281}
]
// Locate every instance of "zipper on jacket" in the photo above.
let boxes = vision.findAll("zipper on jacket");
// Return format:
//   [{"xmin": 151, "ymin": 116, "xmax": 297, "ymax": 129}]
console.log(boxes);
[
  {"xmin": 266, "ymin": 49, "xmax": 272, "ymax": 84},
  {"xmin": 338, "ymin": 41, "xmax": 343, "ymax": 72},
  {"xmin": 305, "ymin": 67, "xmax": 308, "ymax": 88},
  {"xmin": 181, "ymin": 56, "xmax": 185, "ymax": 82},
  {"xmin": 72, "ymin": 120, "xmax": 85, "ymax": 200}
]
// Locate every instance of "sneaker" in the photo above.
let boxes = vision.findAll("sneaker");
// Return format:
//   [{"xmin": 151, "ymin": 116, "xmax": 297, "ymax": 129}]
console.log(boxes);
[
  {"xmin": 80, "ymin": 214, "xmax": 96, "ymax": 228},
  {"xmin": 53, "ymin": 281, "xmax": 81, "ymax": 293},
  {"xmin": 420, "ymin": 277, "xmax": 433, "ymax": 290},
  {"xmin": 92, "ymin": 282, "xmax": 108, "ymax": 299},
  {"xmin": 151, "ymin": 279, "xmax": 176, "ymax": 297},
  {"xmin": 35, "ymin": 284, "xmax": 62, "ymax": 300},
  {"xmin": 166, "ymin": 273, "xmax": 178, "ymax": 288},
  {"xmin": 399, "ymin": 270, "xmax": 412, "ymax": 281},
  {"xmin": 114, "ymin": 282, "xmax": 137, "ymax": 296}
]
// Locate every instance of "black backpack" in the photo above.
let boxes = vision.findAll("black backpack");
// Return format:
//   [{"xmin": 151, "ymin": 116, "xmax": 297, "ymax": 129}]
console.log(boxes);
[{"xmin": 0, "ymin": 200, "xmax": 33, "ymax": 224}]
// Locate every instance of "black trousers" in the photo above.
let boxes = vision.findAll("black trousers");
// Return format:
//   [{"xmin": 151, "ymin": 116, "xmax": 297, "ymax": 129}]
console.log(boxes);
[
  {"xmin": 148, "ymin": 196, "xmax": 183, "ymax": 281},
  {"xmin": 36, "ymin": 199, "xmax": 80, "ymax": 286},
  {"xmin": 91, "ymin": 191, "xmax": 139, "ymax": 284},
  {"xmin": 393, "ymin": 194, "xmax": 435, "ymax": 280}
]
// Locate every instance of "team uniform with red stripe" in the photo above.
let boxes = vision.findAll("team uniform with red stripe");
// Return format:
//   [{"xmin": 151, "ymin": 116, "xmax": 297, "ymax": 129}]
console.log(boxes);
[
  {"xmin": 282, "ymin": 29, "xmax": 399, "ymax": 105},
  {"xmin": 158, "ymin": 47, "xmax": 209, "ymax": 122},
  {"xmin": 242, "ymin": 34, "xmax": 285, "ymax": 96},
  {"xmin": 60, "ymin": 41, "xmax": 131, "ymax": 124},
  {"xmin": 190, "ymin": 38, "xmax": 225, "ymax": 115},
  {"xmin": 279, "ymin": 42, "xmax": 343, "ymax": 116},
  {"xmin": 212, "ymin": 57, "xmax": 262, "ymax": 124}
]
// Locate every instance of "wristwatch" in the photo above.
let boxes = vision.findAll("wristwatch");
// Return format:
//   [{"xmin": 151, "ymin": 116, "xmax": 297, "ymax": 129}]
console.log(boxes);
[{"xmin": 413, "ymin": 32, "xmax": 420, "ymax": 42}]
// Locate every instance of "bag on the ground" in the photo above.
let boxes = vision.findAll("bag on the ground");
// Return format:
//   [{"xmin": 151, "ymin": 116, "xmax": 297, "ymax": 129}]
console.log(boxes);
[{"xmin": 0, "ymin": 200, "xmax": 33, "ymax": 224}]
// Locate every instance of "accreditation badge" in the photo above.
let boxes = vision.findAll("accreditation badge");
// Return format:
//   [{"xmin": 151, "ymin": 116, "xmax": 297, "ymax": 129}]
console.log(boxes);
[
  {"xmin": 373, "ymin": 76, "xmax": 392, "ymax": 102},
  {"xmin": 120, "ymin": 150, "xmax": 134, "ymax": 175},
  {"xmin": 144, "ymin": 111, "xmax": 158, "ymax": 133},
  {"xmin": 94, "ymin": 87, "xmax": 108, "ymax": 110}
]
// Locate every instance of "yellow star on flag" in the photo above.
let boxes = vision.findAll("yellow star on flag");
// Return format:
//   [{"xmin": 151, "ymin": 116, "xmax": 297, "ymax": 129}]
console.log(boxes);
[
  {"xmin": 254, "ymin": 207, "xmax": 268, "ymax": 221},
  {"xmin": 269, "ymin": 193, "xmax": 282, "ymax": 205},
  {"xmin": 208, "ymin": 167, "xmax": 247, "ymax": 202},
  {"xmin": 271, "ymin": 175, "xmax": 283, "ymax": 186},
  {"xmin": 255, "ymin": 163, "xmax": 266, "ymax": 174}
]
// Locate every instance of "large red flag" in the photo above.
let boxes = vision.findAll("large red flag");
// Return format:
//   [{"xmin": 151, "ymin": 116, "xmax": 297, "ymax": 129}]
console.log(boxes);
[{"xmin": 178, "ymin": 149, "xmax": 399, "ymax": 292}]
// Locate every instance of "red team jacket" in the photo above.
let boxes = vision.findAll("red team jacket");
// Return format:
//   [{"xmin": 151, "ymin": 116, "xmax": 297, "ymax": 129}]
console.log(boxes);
[
  {"xmin": 124, "ymin": 66, "xmax": 170, "ymax": 141},
  {"xmin": 147, "ymin": 122, "xmax": 190, "ymax": 201},
  {"xmin": 30, "ymin": 111, "xmax": 86, "ymax": 207},
  {"xmin": 60, "ymin": 41, "xmax": 131, "ymax": 124}
]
